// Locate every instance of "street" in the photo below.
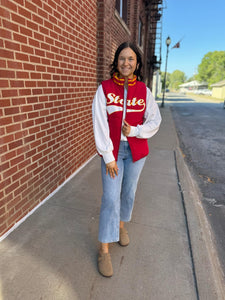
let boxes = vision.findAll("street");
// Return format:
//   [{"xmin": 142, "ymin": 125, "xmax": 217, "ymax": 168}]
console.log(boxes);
[{"xmin": 167, "ymin": 92, "xmax": 225, "ymax": 276}]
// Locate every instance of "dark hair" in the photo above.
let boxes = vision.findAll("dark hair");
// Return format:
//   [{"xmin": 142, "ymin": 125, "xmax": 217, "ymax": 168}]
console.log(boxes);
[{"xmin": 110, "ymin": 42, "xmax": 143, "ymax": 81}]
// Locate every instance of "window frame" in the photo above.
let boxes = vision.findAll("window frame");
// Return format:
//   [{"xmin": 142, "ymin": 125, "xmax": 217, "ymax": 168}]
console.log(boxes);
[
  {"xmin": 116, "ymin": 0, "xmax": 127, "ymax": 24},
  {"xmin": 138, "ymin": 18, "xmax": 143, "ymax": 47}
]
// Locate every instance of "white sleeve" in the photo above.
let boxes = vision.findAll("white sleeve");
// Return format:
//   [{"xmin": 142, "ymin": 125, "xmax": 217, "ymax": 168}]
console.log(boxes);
[
  {"xmin": 92, "ymin": 85, "xmax": 115, "ymax": 164},
  {"xmin": 128, "ymin": 87, "xmax": 161, "ymax": 138}
]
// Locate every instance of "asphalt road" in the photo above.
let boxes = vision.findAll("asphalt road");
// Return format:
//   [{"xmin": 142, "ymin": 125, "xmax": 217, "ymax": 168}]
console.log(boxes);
[{"xmin": 166, "ymin": 92, "xmax": 225, "ymax": 274}]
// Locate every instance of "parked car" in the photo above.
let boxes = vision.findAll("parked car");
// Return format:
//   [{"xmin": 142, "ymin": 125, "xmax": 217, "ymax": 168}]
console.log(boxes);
[
  {"xmin": 194, "ymin": 89, "xmax": 212, "ymax": 96},
  {"xmin": 194, "ymin": 90, "xmax": 202, "ymax": 94},
  {"xmin": 202, "ymin": 89, "xmax": 212, "ymax": 96}
]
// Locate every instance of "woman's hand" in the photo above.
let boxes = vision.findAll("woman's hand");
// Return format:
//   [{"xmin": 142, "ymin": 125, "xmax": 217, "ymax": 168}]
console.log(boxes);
[
  {"xmin": 122, "ymin": 120, "xmax": 131, "ymax": 136},
  {"xmin": 106, "ymin": 161, "xmax": 119, "ymax": 178}
]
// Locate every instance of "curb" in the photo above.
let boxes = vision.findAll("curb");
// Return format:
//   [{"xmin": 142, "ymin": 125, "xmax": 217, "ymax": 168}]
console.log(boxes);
[{"xmin": 175, "ymin": 146, "xmax": 225, "ymax": 300}]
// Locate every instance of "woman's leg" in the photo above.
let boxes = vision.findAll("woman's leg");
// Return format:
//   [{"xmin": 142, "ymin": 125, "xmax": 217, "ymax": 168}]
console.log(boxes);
[
  {"xmin": 98, "ymin": 143, "xmax": 126, "ymax": 277},
  {"xmin": 120, "ymin": 148, "xmax": 146, "ymax": 222},
  {"xmin": 120, "ymin": 220, "xmax": 125, "ymax": 229},
  {"xmin": 100, "ymin": 242, "xmax": 109, "ymax": 253},
  {"xmin": 98, "ymin": 155, "xmax": 124, "ymax": 244}
]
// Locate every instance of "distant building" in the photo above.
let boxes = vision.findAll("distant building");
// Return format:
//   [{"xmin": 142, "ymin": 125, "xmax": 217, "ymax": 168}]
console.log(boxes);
[
  {"xmin": 211, "ymin": 80, "xmax": 225, "ymax": 99},
  {"xmin": 179, "ymin": 81, "xmax": 208, "ymax": 93},
  {"xmin": 152, "ymin": 70, "xmax": 162, "ymax": 98}
]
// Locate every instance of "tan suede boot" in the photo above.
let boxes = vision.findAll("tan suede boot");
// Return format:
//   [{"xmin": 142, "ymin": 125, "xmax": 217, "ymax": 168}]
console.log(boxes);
[
  {"xmin": 119, "ymin": 227, "xmax": 130, "ymax": 246},
  {"xmin": 98, "ymin": 250, "xmax": 113, "ymax": 277}
]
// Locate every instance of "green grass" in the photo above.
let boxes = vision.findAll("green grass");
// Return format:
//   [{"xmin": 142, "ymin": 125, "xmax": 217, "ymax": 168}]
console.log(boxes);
[{"xmin": 186, "ymin": 92, "xmax": 223, "ymax": 103}]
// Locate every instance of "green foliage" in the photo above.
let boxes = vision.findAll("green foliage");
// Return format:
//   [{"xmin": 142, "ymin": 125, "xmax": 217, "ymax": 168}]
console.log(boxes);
[
  {"xmin": 187, "ymin": 75, "xmax": 197, "ymax": 82},
  {"xmin": 196, "ymin": 51, "xmax": 225, "ymax": 86},
  {"xmin": 169, "ymin": 70, "xmax": 186, "ymax": 90},
  {"xmin": 161, "ymin": 71, "xmax": 171, "ymax": 89},
  {"xmin": 160, "ymin": 70, "xmax": 186, "ymax": 90}
]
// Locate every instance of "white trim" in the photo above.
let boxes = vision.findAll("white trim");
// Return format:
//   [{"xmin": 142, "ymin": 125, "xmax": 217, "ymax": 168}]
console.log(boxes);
[
  {"xmin": 0, "ymin": 154, "xmax": 96, "ymax": 242},
  {"xmin": 114, "ymin": 10, "xmax": 130, "ymax": 35}
]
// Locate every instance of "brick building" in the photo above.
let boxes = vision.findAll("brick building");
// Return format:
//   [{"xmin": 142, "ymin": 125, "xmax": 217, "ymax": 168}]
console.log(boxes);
[
  {"xmin": 97, "ymin": 0, "xmax": 162, "ymax": 87},
  {"xmin": 0, "ymin": 0, "xmax": 162, "ymax": 239}
]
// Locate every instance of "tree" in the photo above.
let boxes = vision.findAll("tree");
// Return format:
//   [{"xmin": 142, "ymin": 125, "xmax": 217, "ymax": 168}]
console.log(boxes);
[
  {"xmin": 161, "ymin": 71, "xmax": 171, "ymax": 89},
  {"xmin": 196, "ymin": 51, "xmax": 225, "ymax": 86},
  {"xmin": 169, "ymin": 70, "xmax": 186, "ymax": 90},
  {"xmin": 187, "ymin": 75, "xmax": 197, "ymax": 82}
]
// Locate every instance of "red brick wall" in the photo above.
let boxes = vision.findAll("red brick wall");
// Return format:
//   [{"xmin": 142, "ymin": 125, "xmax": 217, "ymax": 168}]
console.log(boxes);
[{"xmin": 0, "ymin": 0, "xmax": 97, "ymax": 237}]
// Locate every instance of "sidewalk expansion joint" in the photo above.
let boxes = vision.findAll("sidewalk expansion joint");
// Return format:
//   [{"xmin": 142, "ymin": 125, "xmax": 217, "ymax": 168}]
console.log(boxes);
[{"xmin": 174, "ymin": 150, "xmax": 200, "ymax": 300}]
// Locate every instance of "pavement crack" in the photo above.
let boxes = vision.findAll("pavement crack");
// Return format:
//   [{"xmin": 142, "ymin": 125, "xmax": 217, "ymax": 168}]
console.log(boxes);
[
  {"xmin": 120, "ymin": 255, "xmax": 124, "ymax": 267},
  {"xmin": 130, "ymin": 220, "xmax": 186, "ymax": 236},
  {"xmin": 204, "ymin": 197, "xmax": 225, "ymax": 207},
  {"xmin": 89, "ymin": 276, "xmax": 97, "ymax": 300}
]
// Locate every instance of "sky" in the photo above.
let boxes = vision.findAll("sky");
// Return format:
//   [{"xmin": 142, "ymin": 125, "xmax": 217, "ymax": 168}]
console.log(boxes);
[{"xmin": 160, "ymin": 0, "xmax": 225, "ymax": 79}]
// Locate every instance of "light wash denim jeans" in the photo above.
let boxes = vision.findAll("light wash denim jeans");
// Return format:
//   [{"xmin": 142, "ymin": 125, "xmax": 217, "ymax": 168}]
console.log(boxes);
[{"xmin": 98, "ymin": 141, "xmax": 146, "ymax": 243}]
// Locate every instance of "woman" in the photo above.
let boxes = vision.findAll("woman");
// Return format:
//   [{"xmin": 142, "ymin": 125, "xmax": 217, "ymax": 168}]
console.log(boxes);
[{"xmin": 92, "ymin": 42, "xmax": 161, "ymax": 277}]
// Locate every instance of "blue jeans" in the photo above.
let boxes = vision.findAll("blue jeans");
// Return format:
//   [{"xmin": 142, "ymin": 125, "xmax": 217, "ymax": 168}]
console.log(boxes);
[{"xmin": 98, "ymin": 141, "xmax": 146, "ymax": 243}]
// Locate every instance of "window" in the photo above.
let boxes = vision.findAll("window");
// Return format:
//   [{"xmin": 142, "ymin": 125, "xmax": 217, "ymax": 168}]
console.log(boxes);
[
  {"xmin": 116, "ymin": 0, "xmax": 127, "ymax": 24},
  {"xmin": 138, "ymin": 18, "xmax": 143, "ymax": 47}
]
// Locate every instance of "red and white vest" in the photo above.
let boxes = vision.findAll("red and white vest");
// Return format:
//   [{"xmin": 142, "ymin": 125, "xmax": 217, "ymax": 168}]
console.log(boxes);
[{"xmin": 101, "ymin": 73, "xmax": 149, "ymax": 162}]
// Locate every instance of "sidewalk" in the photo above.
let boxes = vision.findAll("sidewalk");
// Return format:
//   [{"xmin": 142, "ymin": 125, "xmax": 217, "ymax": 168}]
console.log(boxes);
[{"xmin": 0, "ymin": 106, "xmax": 224, "ymax": 300}]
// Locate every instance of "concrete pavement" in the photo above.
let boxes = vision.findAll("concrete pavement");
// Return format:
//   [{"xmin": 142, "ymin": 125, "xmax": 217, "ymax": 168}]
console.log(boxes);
[{"xmin": 0, "ymin": 105, "xmax": 225, "ymax": 300}]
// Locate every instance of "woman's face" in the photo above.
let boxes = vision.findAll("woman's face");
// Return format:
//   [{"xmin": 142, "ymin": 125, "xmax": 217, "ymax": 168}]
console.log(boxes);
[{"xmin": 117, "ymin": 47, "xmax": 137, "ymax": 79}]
